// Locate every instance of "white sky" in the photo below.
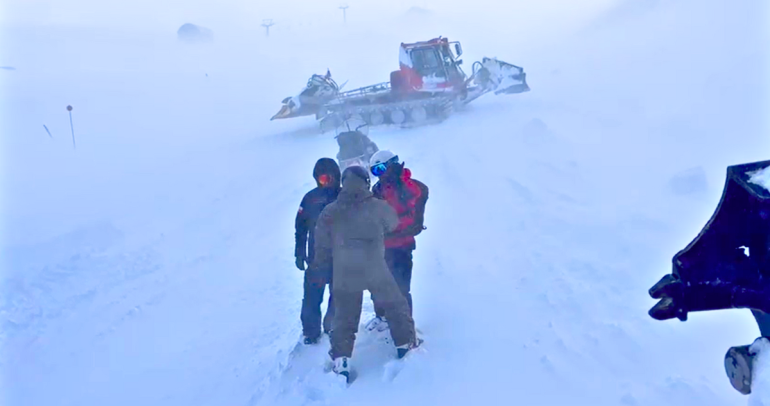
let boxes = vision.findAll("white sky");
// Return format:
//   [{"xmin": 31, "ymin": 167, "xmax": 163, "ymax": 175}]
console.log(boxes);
[{"xmin": 1, "ymin": 0, "xmax": 621, "ymax": 33}]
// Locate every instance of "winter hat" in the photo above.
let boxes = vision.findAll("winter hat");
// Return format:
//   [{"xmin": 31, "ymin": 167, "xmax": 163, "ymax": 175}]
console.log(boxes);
[
  {"xmin": 341, "ymin": 165, "xmax": 371, "ymax": 188},
  {"xmin": 313, "ymin": 158, "xmax": 341, "ymax": 183}
]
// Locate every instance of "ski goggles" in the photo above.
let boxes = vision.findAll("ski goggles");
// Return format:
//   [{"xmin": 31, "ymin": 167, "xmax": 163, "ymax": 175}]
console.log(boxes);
[
  {"xmin": 370, "ymin": 156, "xmax": 399, "ymax": 177},
  {"xmin": 317, "ymin": 174, "xmax": 332, "ymax": 186}
]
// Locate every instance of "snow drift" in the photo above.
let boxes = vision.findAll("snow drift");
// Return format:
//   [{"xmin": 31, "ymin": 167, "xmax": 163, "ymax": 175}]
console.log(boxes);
[
  {"xmin": 751, "ymin": 339, "xmax": 770, "ymax": 405},
  {"xmin": 177, "ymin": 23, "xmax": 213, "ymax": 43}
]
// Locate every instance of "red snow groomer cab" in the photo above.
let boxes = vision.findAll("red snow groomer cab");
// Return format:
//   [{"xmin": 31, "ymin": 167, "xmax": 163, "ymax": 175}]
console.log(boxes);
[
  {"xmin": 271, "ymin": 37, "xmax": 529, "ymax": 132},
  {"xmin": 392, "ymin": 37, "xmax": 469, "ymax": 94}
]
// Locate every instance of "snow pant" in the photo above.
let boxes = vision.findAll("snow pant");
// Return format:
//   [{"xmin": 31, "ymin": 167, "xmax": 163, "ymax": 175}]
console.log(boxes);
[
  {"xmin": 374, "ymin": 248, "xmax": 414, "ymax": 318},
  {"xmin": 301, "ymin": 268, "xmax": 334, "ymax": 339},
  {"xmin": 329, "ymin": 275, "xmax": 416, "ymax": 359},
  {"xmin": 753, "ymin": 309, "xmax": 770, "ymax": 337}
]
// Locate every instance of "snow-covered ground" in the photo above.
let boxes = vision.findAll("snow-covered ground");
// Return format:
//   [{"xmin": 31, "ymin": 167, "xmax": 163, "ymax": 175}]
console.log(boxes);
[
  {"xmin": 2, "ymin": 0, "xmax": 769, "ymax": 405},
  {"xmin": 750, "ymin": 339, "xmax": 770, "ymax": 405}
]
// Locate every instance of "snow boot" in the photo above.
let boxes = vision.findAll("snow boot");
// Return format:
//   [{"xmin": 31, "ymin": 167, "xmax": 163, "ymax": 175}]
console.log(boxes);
[
  {"xmin": 396, "ymin": 337, "xmax": 423, "ymax": 359},
  {"xmin": 365, "ymin": 316, "xmax": 389, "ymax": 332},
  {"xmin": 303, "ymin": 336, "xmax": 320, "ymax": 345},
  {"xmin": 725, "ymin": 343, "xmax": 755, "ymax": 395},
  {"xmin": 333, "ymin": 357, "xmax": 351, "ymax": 382}
]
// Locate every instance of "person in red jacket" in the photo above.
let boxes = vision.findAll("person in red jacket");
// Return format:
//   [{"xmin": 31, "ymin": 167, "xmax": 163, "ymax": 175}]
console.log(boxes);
[{"xmin": 365, "ymin": 150, "xmax": 428, "ymax": 332}]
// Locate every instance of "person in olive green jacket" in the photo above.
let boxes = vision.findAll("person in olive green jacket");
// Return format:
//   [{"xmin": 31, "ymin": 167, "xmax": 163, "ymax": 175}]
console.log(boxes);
[{"xmin": 311, "ymin": 165, "xmax": 420, "ymax": 381}]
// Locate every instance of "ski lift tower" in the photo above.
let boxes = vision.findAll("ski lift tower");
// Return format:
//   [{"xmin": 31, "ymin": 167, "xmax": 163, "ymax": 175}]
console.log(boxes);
[
  {"xmin": 339, "ymin": 4, "xmax": 349, "ymax": 24},
  {"xmin": 261, "ymin": 19, "xmax": 275, "ymax": 37}
]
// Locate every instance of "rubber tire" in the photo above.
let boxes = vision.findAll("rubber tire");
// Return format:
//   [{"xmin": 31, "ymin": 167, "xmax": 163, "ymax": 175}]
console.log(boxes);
[
  {"xmin": 368, "ymin": 110, "xmax": 385, "ymax": 126},
  {"xmin": 410, "ymin": 106, "xmax": 427, "ymax": 123},
  {"xmin": 319, "ymin": 113, "xmax": 343, "ymax": 133},
  {"xmin": 389, "ymin": 109, "xmax": 406, "ymax": 125}
]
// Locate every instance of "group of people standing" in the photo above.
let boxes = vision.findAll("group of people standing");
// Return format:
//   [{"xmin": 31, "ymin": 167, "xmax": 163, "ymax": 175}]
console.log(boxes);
[{"xmin": 294, "ymin": 133, "xmax": 428, "ymax": 380}]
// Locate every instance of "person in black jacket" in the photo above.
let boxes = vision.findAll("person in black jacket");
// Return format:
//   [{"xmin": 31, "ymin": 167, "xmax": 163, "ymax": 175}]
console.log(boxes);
[{"xmin": 295, "ymin": 158, "xmax": 341, "ymax": 344}]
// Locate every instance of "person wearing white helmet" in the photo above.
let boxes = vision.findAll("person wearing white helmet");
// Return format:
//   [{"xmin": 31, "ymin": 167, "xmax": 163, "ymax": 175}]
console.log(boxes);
[{"xmin": 364, "ymin": 150, "xmax": 429, "ymax": 333}]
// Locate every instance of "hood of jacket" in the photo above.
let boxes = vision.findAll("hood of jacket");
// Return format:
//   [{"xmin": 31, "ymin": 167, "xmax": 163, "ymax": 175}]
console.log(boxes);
[
  {"xmin": 338, "ymin": 166, "xmax": 372, "ymax": 204},
  {"xmin": 313, "ymin": 157, "xmax": 341, "ymax": 184}
]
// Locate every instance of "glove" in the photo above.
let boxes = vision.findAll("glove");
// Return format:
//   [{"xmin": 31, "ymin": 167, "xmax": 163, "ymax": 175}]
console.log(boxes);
[{"xmin": 295, "ymin": 256, "xmax": 306, "ymax": 271}]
